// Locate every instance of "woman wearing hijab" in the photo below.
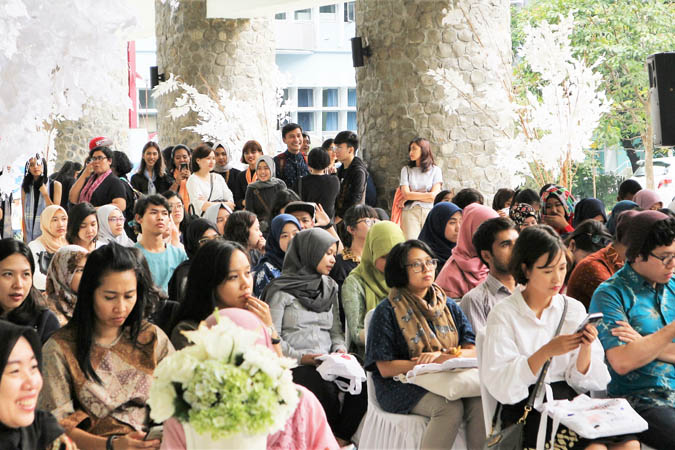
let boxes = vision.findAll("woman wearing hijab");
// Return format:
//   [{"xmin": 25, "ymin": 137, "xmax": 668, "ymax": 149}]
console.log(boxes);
[
  {"xmin": 540, "ymin": 184, "xmax": 577, "ymax": 235},
  {"xmin": 509, "ymin": 202, "xmax": 538, "ymax": 231},
  {"xmin": 436, "ymin": 203, "xmax": 499, "ymax": 299},
  {"xmin": 245, "ymin": 156, "xmax": 287, "ymax": 233},
  {"xmin": 572, "ymin": 198, "xmax": 607, "ymax": 228},
  {"xmin": 633, "ymin": 188, "xmax": 663, "ymax": 210},
  {"xmin": 44, "ymin": 245, "xmax": 88, "ymax": 326},
  {"xmin": 253, "ymin": 214, "xmax": 301, "ymax": 298},
  {"xmin": 606, "ymin": 200, "xmax": 639, "ymax": 235},
  {"xmin": 263, "ymin": 228, "xmax": 366, "ymax": 447},
  {"xmin": 96, "ymin": 204, "xmax": 134, "ymax": 247},
  {"xmin": 417, "ymin": 202, "xmax": 462, "ymax": 268},
  {"xmin": 212, "ymin": 142, "xmax": 241, "ymax": 195},
  {"xmin": 167, "ymin": 218, "xmax": 219, "ymax": 304},
  {"xmin": 203, "ymin": 202, "xmax": 232, "ymax": 235},
  {"xmin": 0, "ymin": 320, "xmax": 73, "ymax": 450},
  {"xmin": 27, "ymin": 205, "xmax": 68, "ymax": 291},
  {"xmin": 341, "ymin": 221, "xmax": 405, "ymax": 358}
]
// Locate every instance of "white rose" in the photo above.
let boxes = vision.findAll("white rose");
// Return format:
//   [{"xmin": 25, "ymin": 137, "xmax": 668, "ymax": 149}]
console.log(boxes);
[{"xmin": 148, "ymin": 380, "xmax": 177, "ymax": 423}]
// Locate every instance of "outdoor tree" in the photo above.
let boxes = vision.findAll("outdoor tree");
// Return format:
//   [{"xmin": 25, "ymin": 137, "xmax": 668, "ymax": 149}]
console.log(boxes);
[{"xmin": 512, "ymin": 0, "xmax": 675, "ymax": 189}]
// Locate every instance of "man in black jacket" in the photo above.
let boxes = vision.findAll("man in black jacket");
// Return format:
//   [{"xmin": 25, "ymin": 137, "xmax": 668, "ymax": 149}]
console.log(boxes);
[{"xmin": 334, "ymin": 131, "xmax": 368, "ymax": 224}]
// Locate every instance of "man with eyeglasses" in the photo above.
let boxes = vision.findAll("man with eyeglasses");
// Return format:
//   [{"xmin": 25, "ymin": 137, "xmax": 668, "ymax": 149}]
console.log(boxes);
[{"xmin": 590, "ymin": 210, "xmax": 675, "ymax": 449}]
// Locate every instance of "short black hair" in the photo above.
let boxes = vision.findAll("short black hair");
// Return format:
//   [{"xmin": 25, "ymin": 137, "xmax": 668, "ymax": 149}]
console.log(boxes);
[
  {"xmin": 509, "ymin": 225, "xmax": 566, "ymax": 285},
  {"xmin": 339, "ymin": 204, "xmax": 378, "ymax": 246},
  {"xmin": 385, "ymin": 240, "xmax": 435, "ymax": 288},
  {"xmin": 321, "ymin": 138, "xmax": 334, "ymax": 150},
  {"xmin": 223, "ymin": 210, "xmax": 257, "ymax": 247},
  {"xmin": 282, "ymin": 123, "xmax": 302, "ymax": 139},
  {"xmin": 453, "ymin": 188, "xmax": 484, "ymax": 209},
  {"xmin": 374, "ymin": 208, "xmax": 390, "ymax": 221},
  {"xmin": 302, "ymin": 132, "xmax": 310, "ymax": 141},
  {"xmin": 134, "ymin": 194, "xmax": 170, "ymax": 218},
  {"xmin": 271, "ymin": 189, "xmax": 301, "ymax": 219},
  {"xmin": 492, "ymin": 188, "xmax": 515, "ymax": 211},
  {"xmin": 564, "ymin": 219, "xmax": 611, "ymax": 254},
  {"xmin": 434, "ymin": 190, "xmax": 453, "ymax": 205},
  {"xmin": 513, "ymin": 188, "xmax": 541, "ymax": 208},
  {"xmin": 618, "ymin": 179, "xmax": 642, "ymax": 200},
  {"xmin": 191, "ymin": 143, "xmax": 214, "ymax": 173},
  {"xmin": 112, "ymin": 150, "xmax": 133, "ymax": 177},
  {"xmin": 307, "ymin": 147, "xmax": 330, "ymax": 170},
  {"xmin": 630, "ymin": 217, "xmax": 675, "ymax": 262},
  {"xmin": 67, "ymin": 202, "xmax": 97, "ymax": 244},
  {"xmin": 333, "ymin": 131, "xmax": 359, "ymax": 152},
  {"xmin": 89, "ymin": 146, "xmax": 113, "ymax": 160},
  {"xmin": 472, "ymin": 217, "xmax": 517, "ymax": 266}
]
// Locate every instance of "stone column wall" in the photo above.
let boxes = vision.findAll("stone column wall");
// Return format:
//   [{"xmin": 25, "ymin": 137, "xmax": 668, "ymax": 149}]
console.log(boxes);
[
  {"xmin": 154, "ymin": 0, "xmax": 277, "ymax": 151},
  {"xmin": 355, "ymin": 0, "xmax": 512, "ymax": 208}
]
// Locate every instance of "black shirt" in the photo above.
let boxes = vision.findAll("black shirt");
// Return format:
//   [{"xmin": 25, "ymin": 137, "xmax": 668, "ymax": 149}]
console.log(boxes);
[
  {"xmin": 335, "ymin": 157, "xmax": 368, "ymax": 218},
  {"xmin": 232, "ymin": 169, "xmax": 253, "ymax": 210},
  {"xmin": 299, "ymin": 174, "xmax": 340, "ymax": 219},
  {"xmin": 130, "ymin": 172, "xmax": 173, "ymax": 195},
  {"xmin": 87, "ymin": 174, "xmax": 126, "ymax": 207},
  {"xmin": 214, "ymin": 168, "xmax": 241, "ymax": 197}
]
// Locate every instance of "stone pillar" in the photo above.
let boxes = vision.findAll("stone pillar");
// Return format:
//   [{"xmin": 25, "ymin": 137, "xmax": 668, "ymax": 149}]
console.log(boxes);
[
  {"xmin": 154, "ymin": 0, "xmax": 277, "ymax": 151},
  {"xmin": 54, "ymin": 45, "xmax": 128, "ymax": 166},
  {"xmin": 355, "ymin": 0, "xmax": 512, "ymax": 208}
]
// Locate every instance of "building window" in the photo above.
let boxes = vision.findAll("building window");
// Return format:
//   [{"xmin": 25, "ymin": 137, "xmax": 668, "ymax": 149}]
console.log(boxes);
[
  {"xmin": 297, "ymin": 88, "xmax": 314, "ymax": 107},
  {"xmin": 320, "ymin": 4, "xmax": 337, "ymax": 20},
  {"xmin": 138, "ymin": 88, "xmax": 156, "ymax": 110},
  {"xmin": 322, "ymin": 88, "xmax": 338, "ymax": 107},
  {"xmin": 347, "ymin": 88, "xmax": 357, "ymax": 107},
  {"xmin": 294, "ymin": 9, "xmax": 312, "ymax": 20},
  {"xmin": 322, "ymin": 112, "xmax": 338, "ymax": 131},
  {"xmin": 298, "ymin": 112, "xmax": 315, "ymax": 132},
  {"xmin": 275, "ymin": 12, "xmax": 286, "ymax": 20},
  {"xmin": 344, "ymin": 2, "xmax": 355, "ymax": 22},
  {"xmin": 347, "ymin": 111, "xmax": 357, "ymax": 131}
]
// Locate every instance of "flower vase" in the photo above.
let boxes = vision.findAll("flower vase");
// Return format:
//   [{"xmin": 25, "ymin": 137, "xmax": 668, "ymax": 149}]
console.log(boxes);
[{"xmin": 183, "ymin": 423, "xmax": 267, "ymax": 450}]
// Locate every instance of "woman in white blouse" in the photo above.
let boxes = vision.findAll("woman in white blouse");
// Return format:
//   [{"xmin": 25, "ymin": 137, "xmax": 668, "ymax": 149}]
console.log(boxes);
[
  {"xmin": 481, "ymin": 225, "xmax": 638, "ymax": 450},
  {"xmin": 185, "ymin": 143, "xmax": 234, "ymax": 216}
]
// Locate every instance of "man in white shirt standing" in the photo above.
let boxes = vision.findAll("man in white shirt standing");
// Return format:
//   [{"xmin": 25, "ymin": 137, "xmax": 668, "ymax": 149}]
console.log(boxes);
[{"xmin": 460, "ymin": 217, "xmax": 518, "ymax": 333}]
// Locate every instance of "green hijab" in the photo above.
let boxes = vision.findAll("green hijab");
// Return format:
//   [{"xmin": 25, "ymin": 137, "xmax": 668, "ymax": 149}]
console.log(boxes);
[{"xmin": 348, "ymin": 221, "xmax": 405, "ymax": 312}]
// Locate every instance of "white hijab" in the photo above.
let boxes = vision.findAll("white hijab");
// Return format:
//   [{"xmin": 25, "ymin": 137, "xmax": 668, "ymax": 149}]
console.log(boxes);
[{"xmin": 96, "ymin": 204, "xmax": 135, "ymax": 247}]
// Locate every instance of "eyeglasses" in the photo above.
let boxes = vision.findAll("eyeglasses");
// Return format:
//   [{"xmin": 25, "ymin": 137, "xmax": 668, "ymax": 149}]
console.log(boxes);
[
  {"xmin": 405, "ymin": 259, "xmax": 438, "ymax": 273},
  {"xmin": 169, "ymin": 204, "xmax": 184, "ymax": 211},
  {"xmin": 356, "ymin": 218, "xmax": 378, "ymax": 227},
  {"xmin": 108, "ymin": 217, "xmax": 125, "ymax": 223},
  {"xmin": 90, "ymin": 156, "xmax": 108, "ymax": 162},
  {"xmin": 198, "ymin": 235, "xmax": 222, "ymax": 246},
  {"xmin": 650, "ymin": 252, "xmax": 675, "ymax": 267}
]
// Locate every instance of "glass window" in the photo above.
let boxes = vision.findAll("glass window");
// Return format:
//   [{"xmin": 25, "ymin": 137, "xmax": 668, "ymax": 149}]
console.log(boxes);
[
  {"xmin": 347, "ymin": 88, "xmax": 357, "ymax": 107},
  {"xmin": 323, "ymin": 88, "xmax": 338, "ymax": 107},
  {"xmin": 294, "ymin": 9, "xmax": 312, "ymax": 20},
  {"xmin": 347, "ymin": 111, "xmax": 357, "ymax": 131},
  {"xmin": 298, "ymin": 112, "xmax": 314, "ymax": 132},
  {"xmin": 275, "ymin": 12, "xmax": 286, "ymax": 20},
  {"xmin": 297, "ymin": 88, "xmax": 314, "ymax": 107},
  {"xmin": 320, "ymin": 4, "xmax": 337, "ymax": 20},
  {"xmin": 344, "ymin": 2, "xmax": 355, "ymax": 22},
  {"xmin": 138, "ymin": 88, "xmax": 156, "ymax": 110},
  {"xmin": 322, "ymin": 112, "xmax": 338, "ymax": 131}
]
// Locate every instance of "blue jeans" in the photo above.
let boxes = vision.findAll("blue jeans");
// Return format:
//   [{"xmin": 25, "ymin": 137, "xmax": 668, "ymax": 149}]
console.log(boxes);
[{"xmin": 634, "ymin": 404, "xmax": 675, "ymax": 449}]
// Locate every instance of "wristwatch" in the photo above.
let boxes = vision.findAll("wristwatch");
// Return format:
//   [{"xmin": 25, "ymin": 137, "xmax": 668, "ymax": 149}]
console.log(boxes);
[
  {"xmin": 106, "ymin": 435, "xmax": 118, "ymax": 450},
  {"xmin": 267, "ymin": 326, "xmax": 281, "ymax": 345}
]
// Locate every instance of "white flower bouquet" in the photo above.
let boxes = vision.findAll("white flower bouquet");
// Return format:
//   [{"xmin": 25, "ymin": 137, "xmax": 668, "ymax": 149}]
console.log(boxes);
[{"xmin": 148, "ymin": 314, "xmax": 299, "ymax": 441}]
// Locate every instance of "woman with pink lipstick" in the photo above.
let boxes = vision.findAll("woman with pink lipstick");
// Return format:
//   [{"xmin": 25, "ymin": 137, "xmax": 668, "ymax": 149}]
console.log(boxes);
[
  {"xmin": 40, "ymin": 243, "xmax": 173, "ymax": 450},
  {"xmin": 0, "ymin": 320, "xmax": 74, "ymax": 450},
  {"xmin": 185, "ymin": 143, "xmax": 234, "ymax": 217},
  {"xmin": 27, "ymin": 205, "xmax": 69, "ymax": 291},
  {"xmin": 481, "ymin": 225, "xmax": 638, "ymax": 449},
  {"xmin": 130, "ymin": 141, "xmax": 173, "ymax": 196}
]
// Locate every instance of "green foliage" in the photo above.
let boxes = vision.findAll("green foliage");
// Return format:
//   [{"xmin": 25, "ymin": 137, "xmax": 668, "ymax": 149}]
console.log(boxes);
[{"xmin": 571, "ymin": 157, "xmax": 623, "ymax": 210}]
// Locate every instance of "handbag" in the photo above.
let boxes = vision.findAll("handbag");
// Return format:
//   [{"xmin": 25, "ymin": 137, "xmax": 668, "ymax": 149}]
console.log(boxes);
[
  {"xmin": 483, "ymin": 297, "xmax": 568, "ymax": 450},
  {"xmin": 397, "ymin": 368, "xmax": 480, "ymax": 401}
]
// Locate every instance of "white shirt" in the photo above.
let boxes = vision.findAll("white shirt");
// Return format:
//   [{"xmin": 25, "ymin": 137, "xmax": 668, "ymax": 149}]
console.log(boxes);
[
  {"xmin": 481, "ymin": 291, "xmax": 610, "ymax": 406},
  {"xmin": 186, "ymin": 173, "xmax": 233, "ymax": 215},
  {"xmin": 399, "ymin": 165, "xmax": 442, "ymax": 209}
]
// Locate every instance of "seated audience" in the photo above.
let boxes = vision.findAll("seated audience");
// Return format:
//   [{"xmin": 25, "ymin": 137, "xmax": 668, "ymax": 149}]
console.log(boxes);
[
  {"xmin": 616, "ymin": 178, "xmax": 642, "ymax": 202},
  {"xmin": 65, "ymin": 202, "xmax": 98, "ymax": 252},
  {"xmin": 633, "ymin": 188, "xmax": 662, "ymax": 211},
  {"xmin": 436, "ymin": 203, "xmax": 499, "ymax": 299},
  {"xmin": 134, "ymin": 195, "xmax": 187, "ymax": 293},
  {"xmin": 299, "ymin": 147, "xmax": 340, "ymax": 219},
  {"xmin": 365, "ymin": 240, "xmax": 484, "ymax": 449},
  {"xmin": 130, "ymin": 141, "xmax": 173, "ymax": 195},
  {"xmin": 253, "ymin": 214, "xmax": 301, "ymax": 298},
  {"xmin": 96, "ymin": 204, "xmax": 134, "ymax": 247},
  {"xmin": 264, "ymin": 229, "xmax": 365, "ymax": 447},
  {"xmin": 44, "ymin": 245, "xmax": 88, "ymax": 326},
  {"xmin": 211, "ymin": 142, "xmax": 240, "ymax": 195},
  {"xmin": 233, "ymin": 140, "xmax": 263, "ymax": 208},
  {"xmin": 540, "ymin": 184, "xmax": 576, "ymax": 235},
  {"xmin": 203, "ymin": 202, "xmax": 231, "ymax": 235},
  {"xmin": 223, "ymin": 210, "xmax": 265, "ymax": 267},
  {"xmin": 590, "ymin": 211, "xmax": 675, "ymax": 449},
  {"xmin": 460, "ymin": 217, "xmax": 518, "ymax": 333},
  {"xmin": 68, "ymin": 142, "xmax": 126, "ymax": 211},
  {"xmin": 245, "ymin": 155, "xmax": 286, "ymax": 232},
  {"xmin": 509, "ymin": 202, "xmax": 538, "ymax": 231},
  {"xmin": 573, "ymin": 197, "xmax": 607, "ymax": 228},
  {"xmin": 342, "ymin": 221, "xmax": 405, "ymax": 357},
  {"xmin": 0, "ymin": 320, "xmax": 72, "ymax": 450},
  {"xmin": 482, "ymin": 225, "xmax": 638, "ymax": 450},
  {"xmin": 452, "ymin": 187, "xmax": 484, "ymax": 209},
  {"xmin": 270, "ymin": 188, "xmax": 301, "ymax": 220},
  {"xmin": 606, "ymin": 200, "xmax": 639, "ymax": 236},
  {"xmin": 169, "ymin": 240, "xmax": 277, "ymax": 350},
  {"xmin": 0, "ymin": 239, "xmax": 59, "ymax": 343},
  {"xmin": 161, "ymin": 191, "xmax": 187, "ymax": 248},
  {"xmin": 39, "ymin": 243, "xmax": 173, "ymax": 450},
  {"xmin": 513, "ymin": 187, "xmax": 541, "ymax": 212},
  {"xmin": 186, "ymin": 143, "xmax": 234, "ymax": 216},
  {"xmin": 565, "ymin": 219, "xmax": 612, "ymax": 268},
  {"xmin": 28, "ymin": 205, "xmax": 68, "ymax": 291},
  {"xmin": 418, "ymin": 201, "xmax": 462, "ymax": 268},
  {"xmin": 433, "ymin": 189, "xmax": 454, "ymax": 205},
  {"xmin": 492, "ymin": 187, "xmax": 514, "ymax": 217},
  {"xmin": 21, "ymin": 156, "xmax": 61, "ymax": 243}
]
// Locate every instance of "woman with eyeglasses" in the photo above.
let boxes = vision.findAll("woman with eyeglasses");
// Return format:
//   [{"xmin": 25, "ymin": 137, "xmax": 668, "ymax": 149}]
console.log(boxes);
[
  {"xmin": 341, "ymin": 220, "xmax": 404, "ymax": 358},
  {"xmin": 365, "ymin": 239, "xmax": 484, "ymax": 449},
  {"xmin": 252, "ymin": 214, "xmax": 301, "ymax": 298},
  {"xmin": 203, "ymin": 202, "xmax": 232, "ymax": 235},
  {"xmin": 68, "ymin": 145, "xmax": 127, "ymax": 212},
  {"xmin": 95, "ymin": 205, "xmax": 134, "ymax": 247},
  {"xmin": 21, "ymin": 155, "xmax": 61, "ymax": 243}
]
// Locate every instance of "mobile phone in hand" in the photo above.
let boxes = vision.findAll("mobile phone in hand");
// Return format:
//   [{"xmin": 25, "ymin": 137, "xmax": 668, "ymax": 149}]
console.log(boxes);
[
  {"xmin": 144, "ymin": 425, "xmax": 163, "ymax": 441},
  {"xmin": 575, "ymin": 312, "xmax": 603, "ymax": 333}
]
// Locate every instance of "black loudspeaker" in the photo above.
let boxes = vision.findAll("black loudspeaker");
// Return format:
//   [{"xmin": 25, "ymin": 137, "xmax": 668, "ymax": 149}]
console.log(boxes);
[
  {"xmin": 648, "ymin": 52, "xmax": 675, "ymax": 147},
  {"xmin": 351, "ymin": 37, "xmax": 371, "ymax": 68},
  {"xmin": 150, "ymin": 66, "xmax": 165, "ymax": 89}
]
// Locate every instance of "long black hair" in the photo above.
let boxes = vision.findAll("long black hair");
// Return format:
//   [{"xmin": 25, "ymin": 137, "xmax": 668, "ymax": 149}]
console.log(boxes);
[
  {"xmin": 223, "ymin": 211, "xmax": 257, "ymax": 247},
  {"xmin": 66, "ymin": 202, "xmax": 97, "ymax": 244},
  {"xmin": 69, "ymin": 243, "xmax": 149, "ymax": 383},
  {"xmin": 0, "ymin": 239, "xmax": 45, "ymax": 326},
  {"xmin": 21, "ymin": 155, "xmax": 48, "ymax": 193}
]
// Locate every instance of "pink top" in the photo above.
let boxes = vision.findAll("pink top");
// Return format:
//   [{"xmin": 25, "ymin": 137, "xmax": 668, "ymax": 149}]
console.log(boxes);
[
  {"xmin": 436, "ymin": 203, "xmax": 499, "ymax": 298},
  {"xmin": 160, "ymin": 385, "xmax": 338, "ymax": 450}
]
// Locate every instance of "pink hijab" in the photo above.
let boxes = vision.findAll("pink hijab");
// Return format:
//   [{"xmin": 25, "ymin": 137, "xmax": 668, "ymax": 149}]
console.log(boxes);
[
  {"xmin": 436, "ymin": 203, "xmax": 498, "ymax": 298},
  {"xmin": 633, "ymin": 189, "xmax": 662, "ymax": 210}
]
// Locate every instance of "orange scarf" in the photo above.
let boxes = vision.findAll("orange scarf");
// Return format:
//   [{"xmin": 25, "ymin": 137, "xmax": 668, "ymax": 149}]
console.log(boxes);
[
  {"xmin": 173, "ymin": 169, "xmax": 190, "ymax": 208},
  {"xmin": 245, "ymin": 167, "xmax": 258, "ymax": 184}
]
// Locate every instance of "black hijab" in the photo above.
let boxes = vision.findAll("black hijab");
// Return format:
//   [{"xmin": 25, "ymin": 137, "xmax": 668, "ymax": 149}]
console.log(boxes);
[
  {"xmin": 184, "ymin": 218, "xmax": 218, "ymax": 259},
  {"xmin": 0, "ymin": 320, "xmax": 63, "ymax": 449}
]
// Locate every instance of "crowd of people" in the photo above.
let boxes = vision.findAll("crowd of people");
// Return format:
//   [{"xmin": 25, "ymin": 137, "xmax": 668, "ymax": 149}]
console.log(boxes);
[{"xmin": 1, "ymin": 122, "xmax": 674, "ymax": 450}]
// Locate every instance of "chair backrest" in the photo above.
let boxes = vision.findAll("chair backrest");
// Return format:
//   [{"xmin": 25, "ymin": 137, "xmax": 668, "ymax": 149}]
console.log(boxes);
[
  {"xmin": 364, "ymin": 309, "xmax": 375, "ymax": 345},
  {"xmin": 476, "ymin": 331, "xmax": 497, "ymax": 434}
]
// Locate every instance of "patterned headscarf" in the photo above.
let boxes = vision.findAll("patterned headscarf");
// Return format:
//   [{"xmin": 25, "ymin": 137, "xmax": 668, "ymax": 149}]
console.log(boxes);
[
  {"xmin": 541, "ymin": 185, "xmax": 576, "ymax": 221},
  {"xmin": 45, "ymin": 245, "xmax": 89, "ymax": 325},
  {"xmin": 509, "ymin": 202, "xmax": 538, "ymax": 227}
]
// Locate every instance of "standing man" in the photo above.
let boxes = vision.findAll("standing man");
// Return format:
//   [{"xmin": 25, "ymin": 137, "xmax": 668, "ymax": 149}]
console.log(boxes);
[
  {"xmin": 334, "ymin": 131, "xmax": 368, "ymax": 224},
  {"xmin": 590, "ymin": 211, "xmax": 675, "ymax": 449},
  {"xmin": 274, "ymin": 123, "xmax": 309, "ymax": 194},
  {"xmin": 460, "ymin": 217, "xmax": 518, "ymax": 333}
]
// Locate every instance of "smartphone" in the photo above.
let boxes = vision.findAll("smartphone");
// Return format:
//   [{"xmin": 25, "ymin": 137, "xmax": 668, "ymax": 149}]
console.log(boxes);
[
  {"xmin": 179, "ymin": 163, "xmax": 189, "ymax": 171},
  {"xmin": 575, "ymin": 312, "xmax": 603, "ymax": 333},
  {"xmin": 144, "ymin": 425, "xmax": 163, "ymax": 441}
]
